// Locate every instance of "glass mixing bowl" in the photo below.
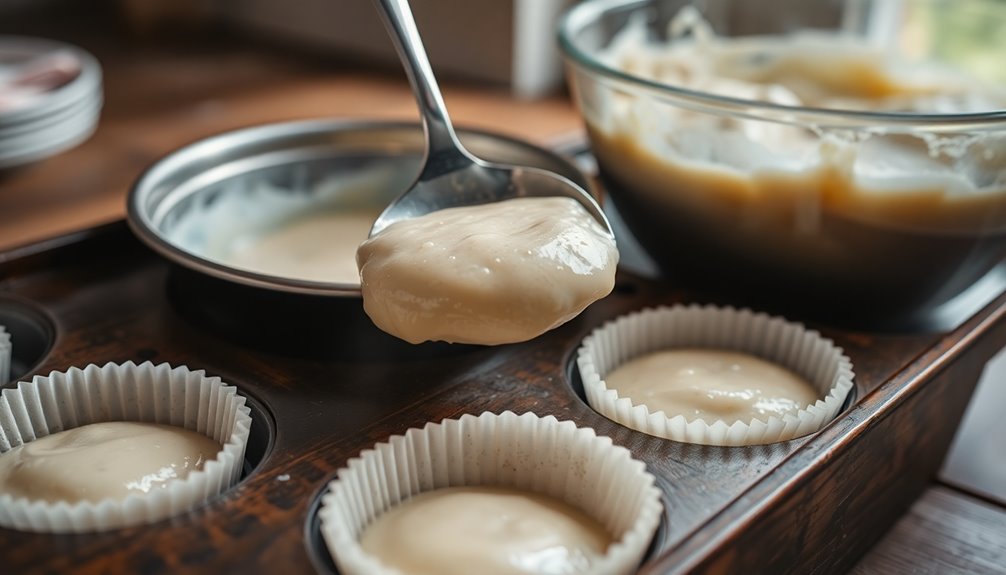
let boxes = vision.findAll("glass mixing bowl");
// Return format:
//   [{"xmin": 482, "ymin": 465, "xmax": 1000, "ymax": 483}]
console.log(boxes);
[{"xmin": 559, "ymin": 0, "xmax": 1006, "ymax": 326}]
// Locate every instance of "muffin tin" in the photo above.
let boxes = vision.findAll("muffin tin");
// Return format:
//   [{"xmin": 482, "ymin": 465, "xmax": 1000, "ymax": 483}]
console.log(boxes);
[{"xmin": 0, "ymin": 207, "xmax": 1004, "ymax": 573}]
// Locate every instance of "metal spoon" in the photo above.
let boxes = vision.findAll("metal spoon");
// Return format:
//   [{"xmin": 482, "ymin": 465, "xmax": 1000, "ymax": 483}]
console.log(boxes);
[{"xmin": 369, "ymin": 0, "xmax": 613, "ymax": 237}]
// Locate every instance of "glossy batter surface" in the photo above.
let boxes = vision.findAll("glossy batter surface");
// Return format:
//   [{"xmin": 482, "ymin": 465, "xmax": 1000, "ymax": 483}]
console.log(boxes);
[
  {"xmin": 360, "ymin": 486, "xmax": 612, "ymax": 575},
  {"xmin": 0, "ymin": 422, "xmax": 222, "ymax": 503},
  {"xmin": 226, "ymin": 210, "xmax": 377, "ymax": 284},
  {"xmin": 357, "ymin": 197, "xmax": 618, "ymax": 345},
  {"xmin": 606, "ymin": 348, "xmax": 818, "ymax": 423}
]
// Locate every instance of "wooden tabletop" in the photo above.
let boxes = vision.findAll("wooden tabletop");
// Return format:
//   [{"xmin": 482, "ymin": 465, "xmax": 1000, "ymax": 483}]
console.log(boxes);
[
  {"xmin": 852, "ymin": 487, "xmax": 1006, "ymax": 574},
  {"xmin": 0, "ymin": 7, "xmax": 581, "ymax": 252},
  {"xmin": 2, "ymin": 4, "xmax": 1005, "ymax": 573}
]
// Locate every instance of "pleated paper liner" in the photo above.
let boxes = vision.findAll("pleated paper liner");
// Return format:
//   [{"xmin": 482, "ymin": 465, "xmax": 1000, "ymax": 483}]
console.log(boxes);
[
  {"xmin": 0, "ymin": 361, "xmax": 252, "ymax": 533},
  {"xmin": 318, "ymin": 411, "xmax": 663, "ymax": 575},
  {"xmin": 577, "ymin": 305, "xmax": 855, "ymax": 446}
]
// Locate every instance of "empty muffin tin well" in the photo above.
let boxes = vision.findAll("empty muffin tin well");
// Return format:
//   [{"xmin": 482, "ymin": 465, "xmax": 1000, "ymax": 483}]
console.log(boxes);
[{"xmin": 0, "ymin": 297, "xmax": 55, "ymax": 385}]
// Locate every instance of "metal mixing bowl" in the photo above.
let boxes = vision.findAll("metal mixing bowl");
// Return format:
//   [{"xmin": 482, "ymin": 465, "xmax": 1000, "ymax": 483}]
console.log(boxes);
[{"xmin": 128, "ymin": 119, "xmax": 594, "ymax": 297}]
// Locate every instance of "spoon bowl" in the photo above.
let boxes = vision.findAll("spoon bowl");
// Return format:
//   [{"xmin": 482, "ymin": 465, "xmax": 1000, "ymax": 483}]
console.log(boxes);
[
  {"xmin": 370, "ymin": 149, "xmax": 609, "ymax": 236},
  {"xmin": 370, "ymin": 0, "xmax": 612, "ymax": 237}
]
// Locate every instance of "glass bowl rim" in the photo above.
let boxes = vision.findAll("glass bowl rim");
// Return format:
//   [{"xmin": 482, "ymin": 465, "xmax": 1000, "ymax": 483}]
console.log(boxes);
[{"xmin": 557, "ymin": 0, "xmax": 1006, "ymax": 131}]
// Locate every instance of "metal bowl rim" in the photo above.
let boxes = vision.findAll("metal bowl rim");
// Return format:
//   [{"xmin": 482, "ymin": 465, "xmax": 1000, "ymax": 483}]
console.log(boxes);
[{"xmin": 127, "ymin": 118, "xmax": 592, "ymax": 297}]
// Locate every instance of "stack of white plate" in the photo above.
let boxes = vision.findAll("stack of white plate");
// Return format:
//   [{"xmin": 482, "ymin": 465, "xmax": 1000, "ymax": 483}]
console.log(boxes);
[{"xmin": 0, "ymin": 36, "xmax": 103, "ymax": 169}]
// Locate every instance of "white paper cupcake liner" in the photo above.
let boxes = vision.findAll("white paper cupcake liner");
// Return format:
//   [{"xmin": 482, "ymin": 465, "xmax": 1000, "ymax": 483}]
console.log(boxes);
[
  {"xmin": 318, "ymin": 411, "xmax": 663, "ymax": 575},
  {"xmin": 0, "ymin": 325, "xmax": 10, "ymax": 384},
  {"xmin": 577, "ymin": 305, "xmax": 855, "ymax": 447},
  {"xmin": 0, "ymin": 361, "xmax": 253, "ymax": 533}
]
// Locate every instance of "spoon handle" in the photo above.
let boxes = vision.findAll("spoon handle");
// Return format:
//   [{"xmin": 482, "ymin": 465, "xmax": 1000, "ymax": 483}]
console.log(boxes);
[{"xmin": 373, "ymin": 0, "xmax": 466, "ymax": 164}]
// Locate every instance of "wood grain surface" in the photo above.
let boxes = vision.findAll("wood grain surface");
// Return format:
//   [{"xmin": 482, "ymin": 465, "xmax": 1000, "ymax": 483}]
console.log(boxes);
[{"xmin": 852, "ymin": 486, "xmax": 1006, "ymax": 575}]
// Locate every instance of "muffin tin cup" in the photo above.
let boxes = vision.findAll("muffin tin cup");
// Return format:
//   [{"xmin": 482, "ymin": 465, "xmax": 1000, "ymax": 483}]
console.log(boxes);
[
  {"xmin": 0, "ymin": 326, "xmax": 10, "ymax": 384},
  {"xmin": 318, "ymin": 410, "xmax": 663, "ymax": 575},
  {"xmin": 577, "ymin": 304, "xmax": 855, "ymax": 447},
  {"xmin": 0, "ymin": 361, "xmax": 253, "ymax": 533}
]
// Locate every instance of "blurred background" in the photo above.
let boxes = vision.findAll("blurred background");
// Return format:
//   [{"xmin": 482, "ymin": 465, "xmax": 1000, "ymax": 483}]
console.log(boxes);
[
  {"xmin": 0, "ymin": 0, "xmax": 584, "ymax": 251},
  {"xmin": 2, "ymin": 0, "xmax": 578, "ymax": 99}
]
